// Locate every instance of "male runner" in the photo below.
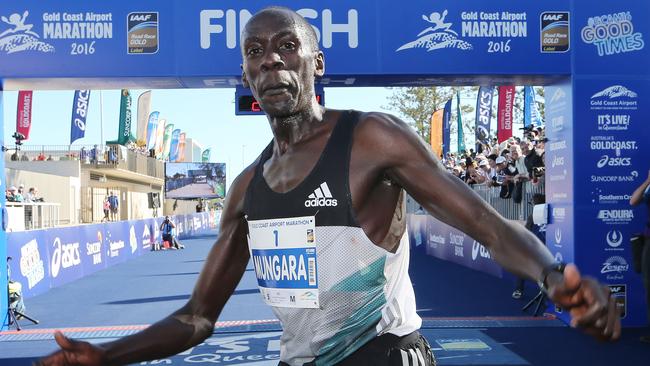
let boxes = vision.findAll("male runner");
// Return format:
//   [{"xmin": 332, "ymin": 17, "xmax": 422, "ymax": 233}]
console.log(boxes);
[{"xmin": 37, "ymin": 7, "xmax": 620, "ymax": 366}]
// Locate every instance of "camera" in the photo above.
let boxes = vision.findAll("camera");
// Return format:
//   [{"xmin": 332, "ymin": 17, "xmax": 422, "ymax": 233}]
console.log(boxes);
[
  {"xmin": 532, "ymin": 166, "xmax": 545, "ymax": 178},
  {"xmin": 12, "ymin": 132, "xmax": 26, "ymax": 145}
]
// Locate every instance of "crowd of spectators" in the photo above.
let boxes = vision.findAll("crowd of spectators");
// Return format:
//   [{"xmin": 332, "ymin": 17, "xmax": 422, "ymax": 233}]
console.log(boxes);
[
  {"xmin": 6, "ymin": 184, "xmax": 43, "ymax": 203},
  {"xmin": 441, "ymin": 125, "xmax": 546, "ymax": 203}
]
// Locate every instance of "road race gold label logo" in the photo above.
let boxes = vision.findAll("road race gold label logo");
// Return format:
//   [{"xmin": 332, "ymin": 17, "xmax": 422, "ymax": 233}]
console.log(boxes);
[
  {"xmin": 127, "ymin": 12, "xmax": 158, "ymax": 54},
  {"xmin": 540, "ymin": 11, "xmax": 569, "ymax": 52}
]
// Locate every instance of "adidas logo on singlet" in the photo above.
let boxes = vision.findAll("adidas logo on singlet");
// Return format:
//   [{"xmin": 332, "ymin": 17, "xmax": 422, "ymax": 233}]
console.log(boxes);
[{"xmin": 304, "ymin": 182, "xmax": 338, "ymax": 207}]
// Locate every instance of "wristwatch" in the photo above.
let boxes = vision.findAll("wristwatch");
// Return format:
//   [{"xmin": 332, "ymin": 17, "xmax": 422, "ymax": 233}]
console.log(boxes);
[{"xmin": 538, "ymin": 262, "xmax": 566, "ymax": 293}]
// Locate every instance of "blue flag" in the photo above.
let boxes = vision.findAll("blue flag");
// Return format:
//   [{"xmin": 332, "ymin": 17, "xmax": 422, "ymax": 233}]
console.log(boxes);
[
  {"xmin": 169, "ymin": 129, "xmax": 181, "ymax": 162},
  {"xmin": 442, "ymin": 99, "xmax": 452, "ymax": 158},
  {"xmin": 456, "ymin": 91, "xmax": 466, "ymax": 153},
  {"xmin": 70, "ymin": 90, "xmax": 90, "ymax": 144},
  {"xmin": 524, "ymin": 86, "xmax": 542, "ymax": 127},
  {"xmin": 146, "ymin": 111, "xmax": 159, "ymax": 150},
  {"xmin": 474, "ymin": 86, "xmax": 493, "ymax": 151}
]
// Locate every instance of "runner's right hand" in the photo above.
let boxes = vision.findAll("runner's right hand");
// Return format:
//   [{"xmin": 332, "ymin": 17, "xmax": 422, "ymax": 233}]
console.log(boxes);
[{"xmin": 34, "ymin": 331, "xmax": 107, "ymax": 366}]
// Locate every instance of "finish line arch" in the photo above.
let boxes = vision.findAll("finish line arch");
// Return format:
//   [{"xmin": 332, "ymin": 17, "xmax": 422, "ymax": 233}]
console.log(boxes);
[{"xmin": 0, "ymin": 0, "xmax": 648, "ymax": 329}]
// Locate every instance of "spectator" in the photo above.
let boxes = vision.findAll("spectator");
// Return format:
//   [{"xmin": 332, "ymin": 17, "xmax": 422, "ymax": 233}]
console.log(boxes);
[
  {"xmin": 17, "ymin": 184, "xmax": 25, "ymax": 197},
  {"xmin": 90, "ymin": 145, "xmax": 98, "ymax": 163},
  {"xmin": 102, "ymin": 196, "xmax": 110, "ymax": 222},
  {"xmin": 37, "ymin": 152, "xmax": 46, "ymax": 161},
  {"xmin": 80, "ymin": 147, "xmax": 89, "ymax": 163},
  {"xmin": 24, "ymin": 187, "xmax": 39, "ymax": 203},
  {"xmin": 474, "ymin": 159, "xmax": 490, "ymax": 185},
  {"xmin": 108, "ymin": 147, "xmax": 117, "ymax": 164},
  {"xmin": 10, "ymin": 186, "xmax": 24, "ymax": 202},
  {"xmin": 511, "ymin": 145, "xmax": 528, "ymax": 203},
  {"xmin": 160, "ymin": 216, "xmax": 184, "ymax": 250},
  {"xmin": 10, "ymin": 151, "xmax": 19, "ymax": 161},
  {"xmin": 46, "ymin": 155, "xmax": 54, "ymax": 161},
  {"xmin": 6, "ymin": 187, "xmax": 16, "ymax": 202},
  {"xmin": 495, "ymin": 156, "xmax": 516, "ymax": 198},
  {"xmin": 108, "ymin": 191, "xmax": 119, "ymax": 221},
  {"xmin": 20, "ymin": 152, "xmax": 29, "ymax": 161},
  {"xmin": 196, "ymin": 199, "xmax": 204, "ymax": 213}
]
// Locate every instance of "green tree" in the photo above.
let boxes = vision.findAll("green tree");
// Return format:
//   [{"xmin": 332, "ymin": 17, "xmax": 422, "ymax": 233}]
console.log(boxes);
[{"xmin": 386, "ymin": 86, "xmax": 477, "ymax": 147}]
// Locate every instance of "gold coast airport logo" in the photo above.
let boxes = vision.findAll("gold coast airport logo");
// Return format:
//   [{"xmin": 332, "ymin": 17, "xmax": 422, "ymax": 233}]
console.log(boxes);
[{"xmin": 127, "ymin": 12, "xmax": 158, "ymax": 54}]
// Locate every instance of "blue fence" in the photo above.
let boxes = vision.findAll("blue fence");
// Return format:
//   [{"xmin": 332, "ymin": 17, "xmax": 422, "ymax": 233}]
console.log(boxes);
[
  {"xmin": 6, "ymin": 211, "xmax": 220, "ymax": 300},
  {"xmin": 407, "ymin": 214, "xmax": 503, "ymax": 278}
]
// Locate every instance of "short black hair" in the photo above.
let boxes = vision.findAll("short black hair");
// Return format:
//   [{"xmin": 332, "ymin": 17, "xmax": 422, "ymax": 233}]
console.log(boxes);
[{"xmin": 247, "ymin": 6, "xmax": 320, "ymax": 52}]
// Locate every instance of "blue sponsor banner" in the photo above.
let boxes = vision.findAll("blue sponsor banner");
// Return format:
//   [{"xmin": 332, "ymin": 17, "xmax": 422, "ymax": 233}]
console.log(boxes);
[
  {"xmin": 0, "ymin": 1, "xmax": 570, "ymax": 87},
  {"xmin": 409, "ymin": 215, "xmax": 502, "ymax": 278},
  {"xmin": 70, "ymin": 90, "xmax": 90, "ymax": 144},
  {"xmin": 79, "ymin": 223, "xmax": 107, "ymax": 275},
  {"xmin": 131, "ymin": 219, "xmax": 155, "ymax": 253},
  {"xmin": 6, "ymin": 230, "xmax": 51, "ymax": 299},
  {"xmin": 4, "ymin": 213, "xmax": 216, "ymax": 311},
  {"xmin": 43, "ymin": 226, "xmax": 86, "ymax": 287},
  {"xmin": 474, "ymin": 86, "xmax": 493, "ymax": 149},
  {"xmin": 103, "ymin": 221, "xmax": 135, "ymax": 267},
  {"xmin": 251, "ymin": 248, "xmax": 317, "ymax": 289},
  {"xmin": 572, "ymin": 78, "xmax": 649, "ymax": 326}
]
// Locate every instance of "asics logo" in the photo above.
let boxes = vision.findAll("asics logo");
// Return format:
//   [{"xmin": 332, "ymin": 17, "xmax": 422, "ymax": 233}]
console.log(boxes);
[{"xmin": 305, "ymin": 182, "xmax": 338, "ymax": 207}]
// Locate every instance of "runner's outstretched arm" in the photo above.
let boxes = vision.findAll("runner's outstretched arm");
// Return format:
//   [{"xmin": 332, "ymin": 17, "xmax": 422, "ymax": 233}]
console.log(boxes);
[
  {"xmin": 355, "ymin": 112, "xmax": 620, "ymax": 341},
  {"xmin": 36, "ymin": 166, "xmax": 257, "ymax": 366}
]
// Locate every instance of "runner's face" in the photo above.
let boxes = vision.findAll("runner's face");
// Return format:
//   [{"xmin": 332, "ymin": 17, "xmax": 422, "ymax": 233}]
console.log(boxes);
[{"xmin": 241, "ymin": 11, "xmax": 323, "ymax": 117}]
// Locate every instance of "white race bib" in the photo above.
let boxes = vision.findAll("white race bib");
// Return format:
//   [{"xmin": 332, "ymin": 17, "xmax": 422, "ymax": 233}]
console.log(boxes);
[{"xmin": 247, "ymin": 216, "xmax": 319, "ymax": 308}]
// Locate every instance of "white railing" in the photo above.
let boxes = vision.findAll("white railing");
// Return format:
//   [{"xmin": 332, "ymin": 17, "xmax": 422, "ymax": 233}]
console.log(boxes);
[{"xmin": 5, "ymin": 202, "xmax": 61, "ymax": 231}]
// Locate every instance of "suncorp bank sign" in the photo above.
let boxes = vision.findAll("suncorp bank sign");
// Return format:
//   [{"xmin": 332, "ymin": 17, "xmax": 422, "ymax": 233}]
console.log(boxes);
[{"xmin": 200, "ymin": 8, "xmax": 359, "ymax": 49}]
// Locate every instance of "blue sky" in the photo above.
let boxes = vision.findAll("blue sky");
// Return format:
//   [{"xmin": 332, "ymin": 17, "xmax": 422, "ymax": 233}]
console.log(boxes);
[{"xmin": 2, "ymin": 87, "xmax": 395, "ymax": 187}]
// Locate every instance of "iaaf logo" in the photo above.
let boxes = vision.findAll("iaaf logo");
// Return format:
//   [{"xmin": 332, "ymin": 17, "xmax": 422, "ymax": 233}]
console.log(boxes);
[
  {"xmin": 543, "ymin": 14, "xmax": 564, "ymax": 22},
  {"xmin": 596, "ymin": 155, "xmax": 631, "ymax": 168},
  {"xmin": 305, "ymin": 182, "xmax": 338, "ymax": 207},
  {"xmin": 50, "ymin": 237, "xmax": 81, "ymax": 278},
  {"xmin": 129, "ymin": 14, "xmax": 153, "ymax": 22},
  {"xmin": 606, "ymin": 230, "xmax": 623, "ymax": 249},
  {"xmin": 396, "ymin": 10, "xmax": 472, "ymax": 52},
  {"xmin": 601, "ymin": 256, "xmax": 629, "ymax": 274},
  {"xmin": 471, "ymin": 241, "xmax": 491, "ymax": 261},
  {"xmin": 608, "ymin": 284, "xmax": 627, "ymax": 318}
]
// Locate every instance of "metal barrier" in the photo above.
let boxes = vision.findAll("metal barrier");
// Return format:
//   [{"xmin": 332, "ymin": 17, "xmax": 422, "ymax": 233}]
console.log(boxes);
[
  {"xmin": 5, "ymin": 202, "xmax": 61, "ymax": 231},
  {"xmin": 405, "ymin": 178, "xmax": 546, "ymax": 222},
  {"xmin": 472, "ymin": 181, "xmax": 545, "ymax": 221}
]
